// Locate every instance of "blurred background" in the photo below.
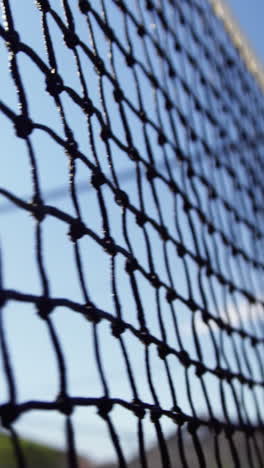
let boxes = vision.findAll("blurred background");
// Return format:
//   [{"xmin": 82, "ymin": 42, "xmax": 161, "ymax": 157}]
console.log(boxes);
[{"xmin": 0, "ymin": 0, "xmax": 263, "ymax": 466}]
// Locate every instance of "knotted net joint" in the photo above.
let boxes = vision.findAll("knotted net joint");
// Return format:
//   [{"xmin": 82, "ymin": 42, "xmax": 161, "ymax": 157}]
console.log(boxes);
[
  {"xmin": 248, "ymin": 186, "xmax": 255, "ymax": 200},
  {"xmin": 64, "ymin": 30, "xmax": 79, "ymax": 49},
  {"xmin": 187, "ymin": 165, "xmax": 195, "ymax": 179},
  {"xmin": 197, "ymin": 209, "xmax": 206, "ymax": 224},
  {"xmin": 136, "ymin": 212, "xmax": 147, "ymax": 227},
  {"xmin": 68, "ymin": 220, "xmax": 86, "ymax": 242},
  {"xmin": 253, "ymin": 203, "xmax": 262, "ymax": 217},
  {"xmin": 100, "ymin": 125, "xmax": 112, "ymax": 141},
  {"xmin": 210, "ymin": 418, "xmax": 222, "ymax": 434},
  {"xmin": 113, "ymin": 87, "xmax": 124, "ymax": 103},
  {"xmin": 14, "ymin": 114, "xmax": 33, "ymax": 139},
  {"xmin": 137, "ymin": 24, "xmax": 146, "ymax": 37},
  {"xmin": 208, "ymin": 223, "xmax": 215, "ymax": 235},
  {"xmin": 183, "ymin": 200, "xmax": 192, "ymax": 213},
  {"xmin": 168, "ymin": 66, "xmax": 176, "ymax": 78},
  {"xmin": 187, "ymin": 420, "xmax": 200, "ymax": 434},
  {"xmin": 101, "ymin": 23, "xmax": 115, "ymax": 42},
  {"xmin": 239, "ymin": 329, "xmax": 246, "ymax": 339},
  {"xmin": 0, "ymin": 292, "xmax": 6, "ymax": 308},
  {"xmin": 31, "ymin": 196, "xmax": 45, "ymax": 222},
  {"xmin": 177, "ymin": 149, "xmax": 185, "ymax": 163},
  {"xmin": 225, "ymin": 324, "xmax": 233, "ymax": 337},
  {"xmin": 221, "ymin": 232, "xmax": 229, "ymax": 245},
  {"xmin": 128, "ymin": 147, "xmax": 139, "ymax": 161},
  {"xmin": 188, "ymin": 298, "xmax": 198, "ymax": 312},
  {"xmin": 35, "ymin": 0, "xmax": 50, "ymax": 12},
  {"xmin": 90, "ymin": 170, "xmax": 106, "ymax": 189},
  {"xmin": 199, "ymin": 137, "xmax": 209, "ymax": 156},
  {"xmin": 251, "ymin": 337, "xmax": 258, "ymax": 347},
  {"xmin": 171, "ymin": 404, "xmax": 182, "ymax": 414},
  {"xmin": 214, "ymin": 317, "xmax": 223, "ymax": 330},
  {"xmin": 85, "ymin": 303, "xmax": 101, "ymax": 324},
  {"xmin": 126, "ymin": 53, "xmax": 135, "ymax": 67},
  {"xmin": 183, "ymin": 80, "xmax": 191, "ymax": 96},
  {"xmin": 132, "ymin": 400, "xmax": 145, "ymax": 419},
  {"xmin": 178, "ymin": 350, "xmax": 191, "ymax": 368},
  {"xmin": 146, "ymin": 167, "xmax": 157, "ymax": 181},
  {"xmin": 158, "ymin": 225, "xmax": 169, "ymax": 241},
  {"xmin": 97, "ymin": 398, "xmax": 113, "ymax": 419},
  {"xmin": 66, "ymin": 138, "xmax": 79, "ymax": 159},
  {"xmin": 5, "ymin": 29, "xmax": 21, "ymax": 53},
  {"xmin": 169, "ymin": 180, "xmax": 179, "ymax": 193},
  {"xmin": 46, "ymin": 70, "xmax": 63, "ymax": 96},
  {"xmin": 115, "ymin": 0, "xmax": 126, "ymax": 12},
  {"xmin": 173, "ymin": 413, "xmax": 185, "ymax": 426},
  {"xmin": 224, "ymin": 425, "xmax": 235, "ymax": 438},
  {"xmin": 138, "ymin": 328, "xmax": 152, "ymax": 346},
  {"xmin": 201, "ymin": 312, "xmax": 210, "ymax": 324},
  {"xmin": 224, "ymin": 201, "xmax": 231, "ymax": 213},
  {"xmin": 215, "ymin": 366, "xmax": 233, "ymax": 382},
  {"xmin": 247, "ymin": 380, "xmax": 254, "ymax": 389},
  {"xmin": 219, "ymin": 128, "xmax": 227, "ymax": 139},
  {"xmin": 94, "ymin": 56, "xmax": 105, "ymax": 75},
  {"xmin": 196, "ymin": 255, "xmax": 206, "ymax": 268},
  {"xmin": 246, "ymin": 292, "xmax": 256, "ymax": 305},
  {"xmin": 78, "ymin": 0, "xmax": 91, "ymax": 13},
  {"xmin": 37, "ymin": 297, "xmax": 54, "ymax": 319},
  {"xmin": 158, "ymin": 344, "xmax": 171, "ymax": 360},
  {"xmin": 125, "ymin": 257, "xmax": 138, "ymax": 274},
  {"xmin": 206, "ymin": 266, "xmax": 213, "ymax": 277},
  {"xmin": 115, "ymin": 189, "xmax": 129, "ymax": 208},
  {"xmin": 166, "ymin": 289, "xmax": 177, "ymax": 304},
  {"xmin": 237, "ymin": 374, "xmax": 247, "ymax": 385},
  {"xmin": 139, "ymin": 109, "xmax": 147, "ymax": 122},
  {"xmin": 179, "ymin": 112, "xmax": 187, "ymax": 128},
  {"xmin": 200, "ymin": 74, "xmax": 207, "ymax": 87},
  {"xmin": 0, "ymin": 403, "xmax": 19, "ymax": 428},
  {"xmin": 195, "ymin": 363, "xmax": 206, "ymax": 377},
  {"xmin": 111, "ymin": 320, "xmax": 126, "ymax": 338},
  {"xmin": 174, "ymin": 41, "xmax": 182, "ymax": 52},
  {"xmin": 227, "ymin": 167, "xmax": 235, "ymax": 180},
  {"xmin": 177, "ymin": 244, "xmax": 186, "ymax": 258},
  {"xmin": 226, "ymin": 56, "xmax": 235, "ymax": 68},
  {"xmin": 57, "ymin": 394, "xmax": 73, "ymax": 416},
  {"xmin": 158, "ymin": 132, "xmax": 167, "ymax": 146},
  {"xmin": 147, "ymin": 72, "xmax": 158, "ymax": 89},
  {"xmin": 150, "ymin": 273, "xmax": 161, "ymax": 289},
  {"xmin": 165, "ymin": 98, "xmax": 173, "ymax": 110},
  {"xmin": 103, "ymin": 236, "xmax": 117, "ymax": 256},
  {"xmin": 195, "ymin": 99, "xmax": 202, "ymax": 112},
  {"xmin": 208, "ymin": 187, "xmax": 217, "ymax": 200},
  {"xmin": 217, "ymin": 273, "xmax": 226, "ymax": 286},
  {"xmin": 177, "ymin": 10, "xmax": 185, "ymax": 25},
  {"xmin": 146, "ymin": 1, "xmax": 154, "ymax": 11},
  {"xmin": 150, "ymin": 407, "xmax": 162, "ymax": 422},
  {"xmin": 82, "ymin": 98, "xmax": 94, "ymax": 116}
]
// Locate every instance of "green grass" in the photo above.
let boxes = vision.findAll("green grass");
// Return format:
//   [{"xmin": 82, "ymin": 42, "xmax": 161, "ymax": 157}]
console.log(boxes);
[{"xmin": 0, "ymin": 432, "xmax": 66, "ymax": 468}]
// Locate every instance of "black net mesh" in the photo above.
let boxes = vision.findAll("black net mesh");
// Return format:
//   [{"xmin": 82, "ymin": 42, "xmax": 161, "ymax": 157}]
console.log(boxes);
[{"xmin": 0, "ymin": 0, "xmax": 263, "ymax": 467}]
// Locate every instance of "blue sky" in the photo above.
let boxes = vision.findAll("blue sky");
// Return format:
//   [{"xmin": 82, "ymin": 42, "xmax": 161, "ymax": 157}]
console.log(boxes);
[
  {"xmin": 226, "ymin": 0, "xmax": 264, "ymax": 64},
  {"xmin": 0, "ymin": 0, "xmax": 263, "ymax": 464}
]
